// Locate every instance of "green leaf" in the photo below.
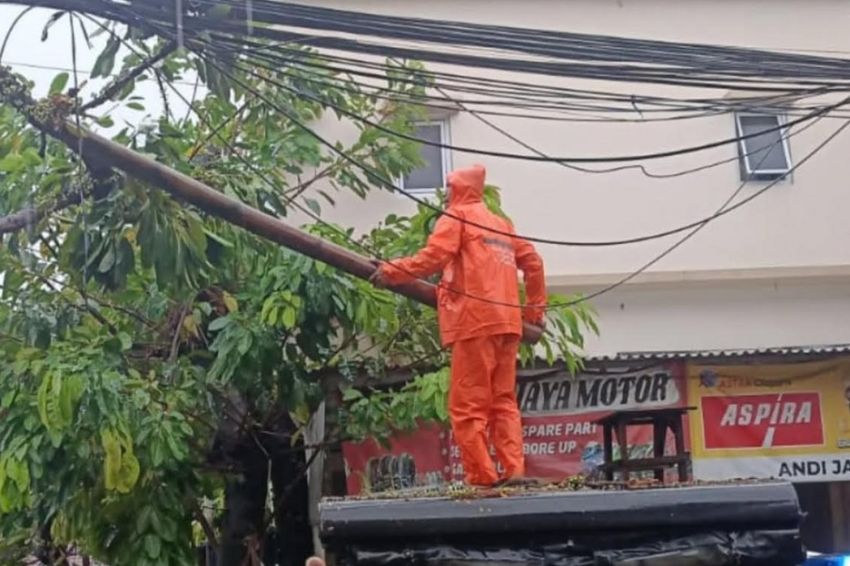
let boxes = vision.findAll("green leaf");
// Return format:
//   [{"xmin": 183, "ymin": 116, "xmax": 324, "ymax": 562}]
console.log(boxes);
[
  {"xmin": 208, "ymin": 316, "xmax": 231, "ymax": 331},
  {"xmin": 126, "ymin": 102, "xmax": 145, "ymax": 111},
  {"xmin": 97, "ymin": 246, "xmax": 116, "ymax": 272},
  {"xmin": 48, "ymin": 72, "xmax": 69, "ymax": 95},
  {"xmin": 91, "ymin": 35, "xmax": 120, "ymax": 78},
  {"xmin": 96, "ymin": 115, "xmax": 115, "ymax": 128},
  {"xmin": 118, "ymin": 332, "xmax": 133, "ymax": 351},
  {"xmin": 304, "ymin": 197, "xmax": 321, "ymax": 215},
  {"xmin": 222, "ymin": 291, "xmax": 238, "ymax": 313},
  {"xmin": 136, "ymin": 506, "xmax": 153, "ymax": 534},
  {"xmin": 144, "ymin": 533, "xmax": 161, "ymax": 559},
  {"xmin": 342, "ymin": 388, "xmax": 363, "ymax": 401},
  {"xmin": 41, "ymin": 11, "xmax": 66, "ymax": 42},
  {"xmin": 282, "ymin": 307, "xmax": 297, "ymax": 329},
  {"xmin": 0, "ymin": 153, "xmax": 23, "ymax": 173}
]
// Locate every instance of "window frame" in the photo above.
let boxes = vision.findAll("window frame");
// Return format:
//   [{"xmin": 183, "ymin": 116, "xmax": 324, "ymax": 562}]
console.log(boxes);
[
  {"xmin": 398, "ymin": 119, "xmax": 452, "ymax": 196},
  {"xmin": 735, "ymin": 112, "xmax": 792, "ymax": 179}
]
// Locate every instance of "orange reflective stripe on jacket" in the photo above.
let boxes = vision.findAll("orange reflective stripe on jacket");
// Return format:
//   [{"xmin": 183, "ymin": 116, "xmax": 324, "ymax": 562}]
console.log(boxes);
[{"xmin": 381, "ymin": 164, "xmax": 547, "ymax": 346}]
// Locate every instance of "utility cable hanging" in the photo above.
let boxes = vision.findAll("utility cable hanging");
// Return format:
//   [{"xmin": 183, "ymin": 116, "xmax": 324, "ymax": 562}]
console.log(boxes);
[
  {"xmin": 69, "ymin": 13, "xmax": 89, "ymax": 285},
  {"xmin": 188, "ymin": 0, "xmax": 850, "ymax": 81},
  {"xmin": 175, "ymin": 59, "xmax": 848, "ymax": 310},
  {"xmin": 422, "ymin": 65, "xmax": 826, "ymax": 179},
  {"xmin": 45, "ymin": 0, "xmax": 850, "ymax": 115},
  {"xmin": 46, "ymin": 0, "xmax": 850, "ymax": 91},
  {"xmin": 197, "ymin": 44, "xmax": 850, "ymax": 248},
  {"xmin": 102, "ymin": 7, "xmax": 850, "ymax": 250},
  {"xmin": 49, "ymin": 13, "xmax": 850, "ymax": 313},
  {"xmin": 246, "ymin": 0, "xmax": 253, "ymax": 35},
  {"xmin": 157, "ymin": 52, "xmax": 849, "ymax": 310},
  {"xmin": 175, "ymin": 0, "xmax": 184, "ymax": 50},
  {"xmin": 188, "ymin": 32, "xmax": 841, "ymax": 166},
  {"xmin": 219, "ymin": 39, "xmax": 843, "ymax": 123}
]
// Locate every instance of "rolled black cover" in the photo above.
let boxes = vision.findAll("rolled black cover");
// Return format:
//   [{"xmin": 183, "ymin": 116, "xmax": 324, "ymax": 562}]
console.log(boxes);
[
  {"xmin": 320, "ymin": 482, "xmax": 801, "ymax": 540},
  {"xmin": 320, "ymin": 482, "xmax": 805, "ymax": 566}
]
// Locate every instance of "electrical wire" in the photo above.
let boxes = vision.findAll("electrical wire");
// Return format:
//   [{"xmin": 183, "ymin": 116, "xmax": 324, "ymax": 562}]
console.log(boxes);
[
  {"xmin": 72, "ymin": 9, "xmax": 850, "ymax": 312},
  {"xmin": 214, "ymin": 37, "xmax": 850, "ymax": 123},
  {"xmin": 170, "ymin": 51, "xmax": 850, "ymax": 310},
  {"xmin": 0, "ymin": 6, "xmax": 33, "ymax": 64},
  {"xmin": 426, "ymin": 76, "xmax": 826, "ymax": 179},
  {"xmin": 62, "ymin": 0, "xmax": 850, "ymax": 94},
  {"xmin": 220, "ymin": 36, "xmax": 845, "ymax": 110},
  {"xmin": 51, "ymin": 0, "xmax": 850, "ymax": 126},
  {"xmin": 197, "ymin": 42, "xmax": 850, "ymax": 249},
  {"xmin": 577, "ymin": 118, "xmax": 850, "ymax": 304},
  {"xmin": 234, "ymin": 57, "xmax": 838, "ymax": 164},
  {"xmin": 89, "ymin": 12, "xmax": 846, "ymax": 312},
  {"xmin": 178, "ymin": 32, "xmax": 845, "ymax": 166},
  {"xmin": 69, "ymin": 12, "xmax": 90, "ymax": 285},
  {"xmin": 178, "ymin": 0, "xmax": 850, "ymax": 91},
  {"xmin": 86, "ymin": 4, "xmax": 850, "ymax": 251}
]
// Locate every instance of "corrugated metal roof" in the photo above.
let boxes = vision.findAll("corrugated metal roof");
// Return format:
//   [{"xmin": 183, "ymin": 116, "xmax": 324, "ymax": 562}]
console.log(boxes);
[{"xmin": 588, "ymin": 343, "xmax": 850, "ymax": 362}]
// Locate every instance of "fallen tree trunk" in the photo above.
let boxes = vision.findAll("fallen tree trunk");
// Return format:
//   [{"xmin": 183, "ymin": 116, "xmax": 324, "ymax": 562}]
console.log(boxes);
[{"xmin": 0, "ymin": 65, "xmax": 543, "ymax": 343}]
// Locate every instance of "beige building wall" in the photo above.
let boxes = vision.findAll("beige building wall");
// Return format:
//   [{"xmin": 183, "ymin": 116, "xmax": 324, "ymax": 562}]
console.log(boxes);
[{"xmin": 292, "ymin": 0, "xmax": 850, "ymax": 355}]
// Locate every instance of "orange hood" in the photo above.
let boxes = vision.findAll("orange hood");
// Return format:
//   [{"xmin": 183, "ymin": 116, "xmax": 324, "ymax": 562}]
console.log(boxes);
[{"xmin": 447, "ymin": 164, "xmax": 485, "ymax": 207}]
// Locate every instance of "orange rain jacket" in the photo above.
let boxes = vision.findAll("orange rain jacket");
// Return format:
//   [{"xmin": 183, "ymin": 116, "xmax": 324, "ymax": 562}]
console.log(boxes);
[{"xmin": 380, "ymin": 164, "xmax": 547, "ymax": 346}]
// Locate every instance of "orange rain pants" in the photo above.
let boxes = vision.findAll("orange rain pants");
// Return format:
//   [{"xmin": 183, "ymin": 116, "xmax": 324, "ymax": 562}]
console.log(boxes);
[
  {"xmin": 450, "ymin": 334, "xmax": 524, "ymax": 485},
  {"xmin": 378, "ymin": 164, "xmax": 547, "ymax": 486}
]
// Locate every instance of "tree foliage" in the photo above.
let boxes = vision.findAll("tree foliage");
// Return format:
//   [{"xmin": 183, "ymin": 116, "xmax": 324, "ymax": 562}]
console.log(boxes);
[{"xmin": 0, "ymin": 9, "xmax": 596, "ymax": 565}]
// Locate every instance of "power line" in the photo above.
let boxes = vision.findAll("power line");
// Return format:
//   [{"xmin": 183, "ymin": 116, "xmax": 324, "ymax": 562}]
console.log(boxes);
[
  {"xmin": 90, "ymin": 4, "xmax": 850, "ymax": 251},
  {"xmin": 46, "ymin": 0, "xmax": 850, "ymax": 124},
  {"xmin": 65, "ymin": 0, "xmax": 850, "ymax": 93},
  {"xmin": 425, "ymin": 75, "xmax": 827, "ymax": 179},
  {"xmin": 183, "ymin": 34, "xmax": 846, "ymax": 166},
  {"xmin": 201, "ymin": 44, "xmax": 850, "ymax": 249},
  {"xmin": 577, "ymin": 118, "xmax": 850, "ymax": 304},
  {"xmin": 3, "ymin": 59, "xmax": 199, "ymax": 88},
  {"xmin": 225, "ymin": 38, "xmax": 850, "ymax": 122},
  {"xmin": 127, "ymin": 17, "xmax": 847, "ymax": 310},
  {"xmin": 69, "ymin": 9, "xmax": 850, "ymax": 311},
  {"xmin": 169, "ymin": 47, "xmax": 850, "ymax": 310},
  {"xmin": 190, "ymin": 0, "xmax": 850, "ymax": 97}
]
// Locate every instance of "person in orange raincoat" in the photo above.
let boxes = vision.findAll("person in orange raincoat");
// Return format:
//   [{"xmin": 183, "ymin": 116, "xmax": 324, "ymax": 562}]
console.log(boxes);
[{"xmin": 370, "ymin": 164, "xmax": 547, "ymax": 487}]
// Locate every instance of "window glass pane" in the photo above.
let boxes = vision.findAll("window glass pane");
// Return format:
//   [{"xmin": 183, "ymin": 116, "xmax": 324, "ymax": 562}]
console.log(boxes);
[
  {"xmin": 740, "ymin": 115, "xmax": 789, "ymax": 172},
  {"xmin": 404, "ymin": 124, "xmax": 444, "ymax": 190}
]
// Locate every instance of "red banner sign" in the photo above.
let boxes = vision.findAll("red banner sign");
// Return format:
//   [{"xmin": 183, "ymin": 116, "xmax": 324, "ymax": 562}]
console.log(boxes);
[
  {"xmin": 343, "ymin": 363, "xmax": 687, "ymax": 494},
  {"xmin": 448, "ymin": 364, "xmax": 687, "ymax": 481},
  {"xmin": 341, "ymin": 423, "xmax": 448, "ymax": 495},
  {"xmin": 701, "ymin": 392, "xmax": 824, "ymax": 450}
]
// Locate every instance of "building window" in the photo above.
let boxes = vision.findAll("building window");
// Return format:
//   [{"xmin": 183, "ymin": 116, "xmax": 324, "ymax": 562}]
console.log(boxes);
[
  {"xmin": 735, "ymin": 113, "xmax": 792, "ymax": 181},
  {"xmin": 401, "ymin": 120, "xmax": 451, "ymax": 194}
]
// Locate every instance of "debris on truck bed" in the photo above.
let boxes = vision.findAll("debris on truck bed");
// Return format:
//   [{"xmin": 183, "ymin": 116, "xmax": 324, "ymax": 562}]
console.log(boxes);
[
  {"xmin": 321, "ymin": 475, "xmax": 774, "ymax": 501},
  {"xmin": 320, "ymin": 480, "xmax": 805, "ymax": 566}
]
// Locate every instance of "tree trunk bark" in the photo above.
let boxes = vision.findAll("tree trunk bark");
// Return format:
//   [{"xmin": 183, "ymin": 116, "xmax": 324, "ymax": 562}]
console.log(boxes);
[
  {"xmin": 270, "ymin": 417, "xmax": 314, "ymax": 566},
  {"xmin": 219, "ymin": 443, "xmax": 269, "ymax": 566}
]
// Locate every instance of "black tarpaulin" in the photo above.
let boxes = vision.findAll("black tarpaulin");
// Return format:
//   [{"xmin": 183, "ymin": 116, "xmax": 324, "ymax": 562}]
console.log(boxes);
[
  {"xmin": 320, "ymin": 482, "xmax": 801, "ymax": 540},
  {"xmin": 320, "ymin": 482, "xmax": 805, "ymax": 566}
]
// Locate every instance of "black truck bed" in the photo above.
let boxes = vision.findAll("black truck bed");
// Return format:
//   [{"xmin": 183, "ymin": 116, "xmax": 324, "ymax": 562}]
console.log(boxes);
[{"xmin": 320, "ymin": 481, "xmax": 805, "ymax": 566}]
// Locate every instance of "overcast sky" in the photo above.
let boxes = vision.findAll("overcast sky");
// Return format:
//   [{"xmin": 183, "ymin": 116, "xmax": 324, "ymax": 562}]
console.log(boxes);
[{"xmin": 1, "ymin": 5, "xmax": 195, "ymax": 129}]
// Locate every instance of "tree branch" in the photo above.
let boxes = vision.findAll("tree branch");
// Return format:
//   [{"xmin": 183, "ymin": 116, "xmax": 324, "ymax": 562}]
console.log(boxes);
[
  {"xmin": 194, "ymin": 507, "xmax": 219, "ymax": 549},
  {"xmin": 80, "ymin": 41, "xmax": 176, "ymax": 112},
  {"xmin": 0, "ymin": 193, "xmax": 80, "ymax": 237},
  {"xmin": 154, "ymin": 70, "xmax": 173, "ymax": 120}
]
